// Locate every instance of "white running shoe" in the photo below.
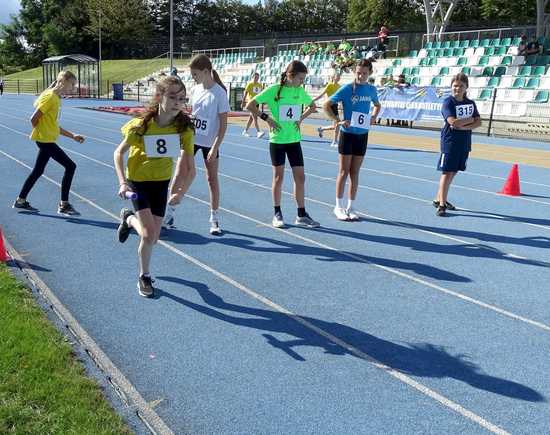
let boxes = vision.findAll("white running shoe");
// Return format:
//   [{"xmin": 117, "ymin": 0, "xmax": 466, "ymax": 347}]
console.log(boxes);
[
  {"xmin": 330, "ymin": 141, "xmax": 338, "ymax": 147},
  {"xmin": 242, "ymin": 130, "xmax": 250, "ymax": 137},
  {"xmin": 272, "ymin": 211, "xmax": 285, "ymax": 228},
  {"xmin": 317, "ymin": 127, "xmax": 323, "ymax": 138},
  {"xmin": 257, "ymin": 131, "xmax": 265, "ymax": 138},
  {"xmin": 209, "ymin": 212, "xmax": 222, "ymax": 235},
  {"xmin": 346, "ymin": 208, "xmax": 360, "ymax": 221},
  {"xmin": 333, "ymin": 206, "xmax": 349, "ymax": 221}
]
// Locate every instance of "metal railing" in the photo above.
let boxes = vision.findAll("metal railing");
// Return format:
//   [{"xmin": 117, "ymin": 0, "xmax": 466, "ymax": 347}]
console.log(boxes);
[
  {"xmin": 276, "ymin": 36, "xmax": 400, "ymax": 57},
  {"xmin": 191, "ymin": 45, "xmax": 265, "ymax": 60},
  {"xmin": 1, "ymin": 79, "xmax": 46, "ymax": 95},
  {"xmin": 422, "ymin": 26, "xmax": 537, "ymax": 46}
]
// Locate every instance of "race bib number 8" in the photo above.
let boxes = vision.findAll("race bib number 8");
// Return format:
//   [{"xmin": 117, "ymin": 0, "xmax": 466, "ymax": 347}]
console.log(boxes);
[
  {"xmin": 455, "ymin": 104, "xmax": 474, "ymax": 119},
  {"xmin": 279, "ymin": 105, "xmax": 302, "ymax": 122},
  {"xmin": 193, "ymin": 117, "xmax": 210, "ymax": 136},
  {"xmin": 350, "ymin": 111, "xmax": 371, "ymax": 130},
  {"xmin": 144, "ymin": 134, "xmax": 180, "ymax": 158}
]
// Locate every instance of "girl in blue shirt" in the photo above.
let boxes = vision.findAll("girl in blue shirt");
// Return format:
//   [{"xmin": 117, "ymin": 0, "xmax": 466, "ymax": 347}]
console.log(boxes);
[
  {"xmin": 435, "ymin": 73, "xmax": 481, "ymax": 216},
  {"xmin": 323, "ymin": 59, "xmax": 381, "ymax": 221}
]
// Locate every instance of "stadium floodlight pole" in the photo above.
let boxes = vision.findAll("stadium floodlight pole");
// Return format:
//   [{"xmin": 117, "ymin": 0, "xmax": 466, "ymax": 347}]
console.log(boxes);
[
  {"xmin": 98, "ymin": 9, "xmax": 102, "ymax": 97},
  {"xmin": 170, "ymin": 0, "xmax": 174, "ymax": 71}
]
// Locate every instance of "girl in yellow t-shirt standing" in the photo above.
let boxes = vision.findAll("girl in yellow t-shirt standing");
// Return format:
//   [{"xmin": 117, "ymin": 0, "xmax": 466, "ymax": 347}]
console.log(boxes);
[
  {"xmin": 114, "ymin": 76, "xmax": 195, "ymax": 298},
  {"xmin": 241, "ymin": 72, "xmax": 265, "ymax": 138},
  {"xmin": 13, "ymin": 70, "xmax": 85, "ymax": 215},
  {"xmin": 313, "ymin": 73, "xmax": 341, "ymax": 147}
]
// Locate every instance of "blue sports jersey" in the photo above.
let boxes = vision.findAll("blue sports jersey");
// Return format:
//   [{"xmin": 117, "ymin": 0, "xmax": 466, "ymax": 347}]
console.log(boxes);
[
  {"xmin": 440, "ymin": 96, "xmax": 479, "ymax": 153},
  {"xmin": 329, "ymin": 82, "xmax": 379, "ymax": 135}
]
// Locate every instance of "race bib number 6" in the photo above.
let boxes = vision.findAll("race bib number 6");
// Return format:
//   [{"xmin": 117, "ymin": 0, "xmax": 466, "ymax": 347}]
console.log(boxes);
[
  {"xmin": 350, "ymin": 111, "xmax": 371, "ymax": 130},
  {"xmin": 193, "ymin": 117, "xmax": 210, "ymax": 136},
  {"xmin": 455, "ymin": 104, "xmax": 474, "ymax": 119},
  {"xmin": 279, "ymin": 105, "xmax": 302, "ymax": 122},
  {"xmin": 144, "ymin": 134, "xmax": 180, "ymax": 158}
]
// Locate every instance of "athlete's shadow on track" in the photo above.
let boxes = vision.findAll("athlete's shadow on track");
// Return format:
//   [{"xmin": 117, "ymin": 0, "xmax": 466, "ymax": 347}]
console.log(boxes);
[
  {"xmin": 26, "ymin": 213, "xmax": 118, "ymax": 230},
  {"xmin": 161, "ymin": 228, "xmax": 470, "ymax": 282},
  {"xmin": 155, "ymin": 276, "xmax": 545, "ymax": 402},
  {"xmin": 452, "ymin": 209, "xmax": 550, "ymax": 230}
]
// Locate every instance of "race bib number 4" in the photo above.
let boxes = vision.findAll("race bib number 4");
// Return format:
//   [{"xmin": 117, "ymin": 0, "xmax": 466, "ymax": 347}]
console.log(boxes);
[
  {"xmin": 279, "ymin": 105, "xmax": 302, "ymax": 122},
  {"xmin": 144, "ymin": 134, "xmax": 180, "ymax": 158},
  {"xmin": 455, "ymin": 104, "xmax": 474, "ymax": 119},
  {"xmin": 350, "ymin": 111, "xmax": 371, "ymax": 129},
  {"xmin": 193, "ymin": 117, "xmax": 210, "ymax": 136}
]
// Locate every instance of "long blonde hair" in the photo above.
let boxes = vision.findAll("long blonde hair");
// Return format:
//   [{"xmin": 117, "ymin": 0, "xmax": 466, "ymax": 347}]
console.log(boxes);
[
  {"xmin": 189, "ymin": 54, "xmax": 227, "ymax": 92},
  {"xmin": 132, "ymin": 76, "xmax": 193, "ymax": 135}
]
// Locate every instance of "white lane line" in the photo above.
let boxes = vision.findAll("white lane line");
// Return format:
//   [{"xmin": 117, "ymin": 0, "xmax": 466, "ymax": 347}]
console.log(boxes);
[
  {"xmin": 0, "ymin": 146, "xmax": 512, "ymax": 435},
  {"xmin": 2, "ymin": 130, "xmax": 550, "ymax": 333}
]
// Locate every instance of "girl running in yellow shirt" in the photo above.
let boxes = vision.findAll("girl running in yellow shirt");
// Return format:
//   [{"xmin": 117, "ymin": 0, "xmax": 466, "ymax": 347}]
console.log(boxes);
[
  {"xmin": 314, "ymin": 73, "xmax": 341, "ymax": 147},
  {"xmin": 241, "ymin": 72, "xmax": 265, "ymax": 138}
]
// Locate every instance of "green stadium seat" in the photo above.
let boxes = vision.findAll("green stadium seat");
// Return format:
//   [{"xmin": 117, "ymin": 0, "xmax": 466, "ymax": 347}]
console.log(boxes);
[
  {"xmin": 534, "ymin": 90, "xmax": 549, "ymax": 103},
  {"xmin": 393, "ymin": 59, "xmax": 402, "ymax": 66},
  {"xmin": 453, "ymin": 48, "xmax": 465, "ymax": 57},
  {"xmin": 487, "ymin": 77, "xmax": 500, "ymax": 87},
  {"xmin": 480, "ymin": 39, "xmax": 491, "ymax": 47},
  {"xmin": 525, "ymin": 55, "xmax": 538, "ymax": 66},
  {"xmin": 411, "ymin": 66, "xmax": 420, "ymax": 75},
  {"xmin": 450, "ymin": 40, "xmax": 460, "ymax": 48},
  {"xmin": 457, "ymin": 57, "xmax": 468, "ymax": 66},
  {"xmin": 532, "ymin": 66, "xmax": 546, "ymax": 76},
  {"xmin": 459, "ymin": 39, "xmax": 470, "ymax": 48},
  {"xmin": 402, "ymin": 67, "xmax": 411, "ymax": 75},
  {"xmin": 490, "ymin": 38, "xmax": 500, "ymax": 46},
  {"xmin": 525, "ymin": 77, "xmax": 540, "ymax": 89},
  {"xmin": 425, "ymin": 41, "xmax": 433, "ymax": 49},
  {"xmin": 461, "ymin": 66, "xmax": 471, "ymax": 75},
  {"xmin": 383, "ymin": 67, "xmax": 393, "ymax": 75},
  {"xmin": 500, "ymin": 37, "xmax": 512, "ymax": 46},
  {"xmin": 470, "ymin": 39, "xmax": 480, "ymax": 48},
  {"xmin": 538, "ymin": 36, "xmax": 546, "ymax": 45},
  {"xmin": 420, "ymin": 58, "xmax": 430, "ymax": 66},
  {"xmin": 478, "ymin": 56, "xmax": 490, "ymax": 66},
  {"xmin": 439, "ymin": 67, "xmax": 449, "ymax": 75},
  {"xmin": 518, "ymin": 66, "xmax": 532, "ymax": 76},
  {"xmin": 442, "ymin": 41, "xmax": 451, "ymax": 49},
  {"xmin": 436, "ymin": 48, "xmax": 445, "ymax": 57},
  {"xmin": 482, "ymin": 66, "xmax": 494, "ymax": 76},
  {"xmin": 479, "ymin": 89, "xmax": 493, "ymax": 100},
  {"xmin": 511, "ymin": 37, "xmax": 521, "ymax": 46},
  {"xmin": 501, "ymin": 56, "xmax": 512, "ymax": 66},
  {"xmin": 408, "ymin": 50, "xmax": 418, "ymax": 57},
  {"xmin": 431, "ymin": 76, "xmax": 442, "ymax": 86},
  {"xmin": 493, "ymin": 66, "xmax": 507, "ymax": 77},
  {"xmin": 428, "ymin": 57, "xmax": 437, "ymax": 66},
  {"xmin": 443, "ymin": 48, "xmax": 453, "ymax": 57},
  {"xmin": 434, "ymin": 41, "xmax": 442, "ymax": 49},
  {"xmin": 496, "ymin": 46, "xmax": 507, "ymax": 56},
  {"xmin": 484, "ymin": 47, "xmax": 495, "ymax": 56},
  {"xmin": 512, "ymin": 77, "xmax": 526, "ymax": 88},
  {"xmin": 537, "ymin": 55, "xmax": 550, "ymax": 65},
  {"xmin": 411, "ymin": 77, "xmax": 421, "ymax": 86}
]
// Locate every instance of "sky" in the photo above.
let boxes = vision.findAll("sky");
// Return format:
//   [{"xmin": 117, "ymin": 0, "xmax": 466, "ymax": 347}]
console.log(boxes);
[{"xmin": 1, "ymin": 0, "xmax": 21, "ymax": 25}]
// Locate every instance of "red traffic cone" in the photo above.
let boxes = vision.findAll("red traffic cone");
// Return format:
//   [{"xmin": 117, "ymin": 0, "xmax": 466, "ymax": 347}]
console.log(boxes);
[
  {"xmin": 0, "ymin": 226, "xmax": 9, "ymax": 262},
  {"xmin": 499, "ymin": 164, "xmax": 522, "ymax": 196}
]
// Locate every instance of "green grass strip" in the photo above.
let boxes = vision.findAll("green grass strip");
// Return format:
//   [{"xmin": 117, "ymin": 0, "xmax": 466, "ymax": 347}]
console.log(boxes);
[{"xmin": 0, "ymin": 263, "xmax": 132, "ymax": 434}]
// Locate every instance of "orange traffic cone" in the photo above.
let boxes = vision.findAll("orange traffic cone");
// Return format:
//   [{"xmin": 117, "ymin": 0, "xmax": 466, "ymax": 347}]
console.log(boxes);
[
  {"xmin": 499, "ymin": 164, "xmax": 522, "ymax": 196},
  {"xmin": 0, "ymin": 226, "xmax": 9, "ymax": 262}
]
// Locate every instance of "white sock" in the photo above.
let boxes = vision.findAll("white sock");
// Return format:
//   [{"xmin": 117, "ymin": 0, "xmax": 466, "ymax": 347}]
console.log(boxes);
[
  {"xmin": 347, "ymin": 199, "xmax": 354, "ymax": 210},
  {"xmin": 336, "ymin": 197, "xmax": 344, "ymax": 209},
  {"xmin": 210, "ymin": 209, "xmax": 218, "ymax": 219}
]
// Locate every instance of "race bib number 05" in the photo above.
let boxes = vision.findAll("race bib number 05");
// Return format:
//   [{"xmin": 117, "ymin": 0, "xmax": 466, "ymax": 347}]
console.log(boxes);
[
  {"xmin": 144, "ymin": 134, "xmax": 180, "ymax": 158},
  {"xmin": 193, "ymin": 117, "xmax": 210, "ymax": 136},
  {"xmin": 350, "ymin": 111, "xmax": 371, "ymax": 130},
  {"xmin": 279, "ymin": 105, "xmax": 302, "ymax": 122},
  {"xmin": 455, "ymin": 104, "xmax": 474, "ymax": 119}
]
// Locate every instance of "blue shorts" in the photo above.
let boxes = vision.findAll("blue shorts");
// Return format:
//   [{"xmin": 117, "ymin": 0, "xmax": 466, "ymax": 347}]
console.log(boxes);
[{"xmin": 437, "ymin": 149, "xmax": 469, "ymax": 172}]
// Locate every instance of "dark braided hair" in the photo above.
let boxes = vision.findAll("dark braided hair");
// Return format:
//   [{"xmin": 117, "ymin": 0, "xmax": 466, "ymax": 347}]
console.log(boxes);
[{"xmin": 275, "ymin": 60, "xmax": 308, "ymax": 101}]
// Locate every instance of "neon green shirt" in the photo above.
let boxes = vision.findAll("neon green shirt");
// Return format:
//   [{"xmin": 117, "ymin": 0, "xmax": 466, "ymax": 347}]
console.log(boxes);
[{"xmin": 253, "ymin": 84, "xmax": 313, "ymax": 144}]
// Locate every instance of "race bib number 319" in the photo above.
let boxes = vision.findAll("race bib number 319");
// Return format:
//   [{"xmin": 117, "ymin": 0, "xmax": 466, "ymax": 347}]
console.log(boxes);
[
  {"xmin": 455, "ymin": 104, "xmax": 474, "ymax": 119},
  {"xmin": 279, "ymin": 105, "xmax": 302, "ymax": 122},
  {"xmin": 144, "ymin": 134, "xmax": 180, "ymax": 158}
]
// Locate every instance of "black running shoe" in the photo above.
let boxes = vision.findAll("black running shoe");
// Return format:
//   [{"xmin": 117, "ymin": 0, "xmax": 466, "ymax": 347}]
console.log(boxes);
[
  {"xmin": 117, "ymin": 208, "xmax": 134, "ymax": 243},
  {"xmin": 436, "ymin": 205, "xmax": 447, "ymax": 217},
  {"xmin": 138, "ymin": 275, "xmax": 154, "ymax": 297},
  {"xmin": 433, "ymin": 200, "xmax": 456, "ymax": 210},
  {"xmin": 58, "ymin": 202, "xmax": 80, "ymax": 216},
  {"xmin": 12, "ymin": 199, "xmax": 38, "ymax": 212}
]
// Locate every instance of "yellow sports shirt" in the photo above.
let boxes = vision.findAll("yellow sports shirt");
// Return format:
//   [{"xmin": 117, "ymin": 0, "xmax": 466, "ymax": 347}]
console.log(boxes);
[
  {"xmin": 325, "ymin": 83, "xmax": 341, "ymax": 98},
  {"xmin": 245, "ymin": 82, "xmax": 264, "ymax": 99},
  {"xmin": 122, "ymin": 118, "xmax": 194, "ymax": 182},
  {"xmin": 30, "ymin": 89, "xmax": 61, "ymax": 142}
]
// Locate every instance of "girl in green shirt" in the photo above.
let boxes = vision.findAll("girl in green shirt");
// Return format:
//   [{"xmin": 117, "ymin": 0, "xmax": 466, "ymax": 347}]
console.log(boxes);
[{"xmin": 247, "ymin": 61, "xmax": 319, "ymax": 229}]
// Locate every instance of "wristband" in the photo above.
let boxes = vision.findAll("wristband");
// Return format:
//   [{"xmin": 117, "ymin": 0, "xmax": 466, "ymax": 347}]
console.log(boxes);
[{"xmin": 260, "ymin": 112, "xmax": 269, "ymax": 121}]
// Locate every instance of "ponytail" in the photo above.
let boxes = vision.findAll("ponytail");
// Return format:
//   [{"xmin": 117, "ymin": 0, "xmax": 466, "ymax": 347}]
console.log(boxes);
[
  {"xmin": 212, "ymin": 69, "xmax": 227, "ymax": 93},
  {"xmin": 275, "ymin": 72, "xmax": 287, "ymax": 101}
]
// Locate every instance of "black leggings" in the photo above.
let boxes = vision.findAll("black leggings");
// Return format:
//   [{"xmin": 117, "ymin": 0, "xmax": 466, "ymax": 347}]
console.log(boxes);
[{"xmin": 19, "ymin": 142, "xmax": 76, "ymax": 201}]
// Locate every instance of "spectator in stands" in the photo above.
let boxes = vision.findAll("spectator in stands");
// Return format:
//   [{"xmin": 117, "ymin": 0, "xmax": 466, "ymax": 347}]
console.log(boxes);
[
  {"xmin": 377, "ymin": 25, "xmax": 389, "ymax": 58},
  {"xmin": 309, "ymin": 41, "xmax": 320, "ymax": 54},
  {"xmin": 325, "ymin": 41, "xmax": 337, "ymax": 55},
  {"xmin": 526, "ymin": 36, "xmax": 542, "ymax": 56},
  {"xmin": 170, "ymin": 66, "xmax": 178, "ymax": 77},
  {"xmin": 0, "ymin": 78, "xmax": 4, "ymax": 96},
  {"xmin": 338, "ymin": 39, "xmax": 353, "ymax": 53},
  {"xmin": 518, "ymin": 34, "xmax": 528, "ymax": 56},
  {"xmin": 384, "ymin": 75, "xmax": 396, "ymax": 87},
  {"xmin": 396, "ymin": 74, "xmax": 409, "ymax": 88},
  {"xmin": 300, "ymin": 41, "xmax": 312, "ymax": 55}
]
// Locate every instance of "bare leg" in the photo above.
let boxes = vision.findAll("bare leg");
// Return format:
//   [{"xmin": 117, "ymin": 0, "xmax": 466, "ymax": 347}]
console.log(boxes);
[
  {"xmin": 205, "ymin": 156, "xmax": 220, "ymax": 211},
  {"xmin": 127, "ymin": 210, "xmax": 163, "ymax": 275},
  {"xmin": 336, "ymin": 154, "xmax": 352, "ymax": 199},
  {"xmin": 272, "ymin": 165, "xmax": 284, "ymax": 206},
  {"xmin": 436, "ymin": 172, "xmax": 456, "ymax": 205},
  {"xmin": 291, "ymin": 166, "xmax": 305, "ymax": 208},
  {"xmin": 348, "ymin": 155, "xmax": 365, "ymax": 200}
]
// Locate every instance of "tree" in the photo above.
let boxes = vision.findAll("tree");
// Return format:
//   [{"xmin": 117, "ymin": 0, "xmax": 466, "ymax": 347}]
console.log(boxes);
[
  {"xmin": 480, "ymin": 0, "xmax": 537, "ymax": 25},
  {"xmin": 347, "ymin": 0, "xmax": 424, "ymax": 32}
]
